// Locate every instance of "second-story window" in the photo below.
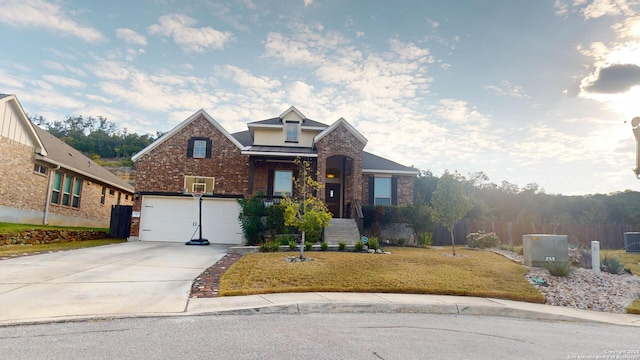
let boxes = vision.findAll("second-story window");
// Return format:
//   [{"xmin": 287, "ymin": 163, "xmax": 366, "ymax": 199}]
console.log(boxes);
[
  {"xmin": 187, "ymin": 137, "xmax": 212, "ymax": 158},
  {"xmin": 286, "ymin": 122, "xmax": 298, "ymax": 142}
]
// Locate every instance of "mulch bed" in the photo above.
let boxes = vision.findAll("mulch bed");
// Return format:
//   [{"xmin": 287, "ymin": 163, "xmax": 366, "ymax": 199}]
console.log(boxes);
[{"xmin": 190, "ymin": 253, "xmax": 242, "ymax": 298}]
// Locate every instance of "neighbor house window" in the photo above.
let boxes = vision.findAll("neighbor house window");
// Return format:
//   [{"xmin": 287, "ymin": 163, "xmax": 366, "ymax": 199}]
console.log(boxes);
[
  {"xmin": 286, "ymin": 122, "xmax": 298, "ymax": 142},
  {"xmin": 374, "ymin": 177, "xmax": 391, "ymax": 206},
  {"xmin": 187, "ymin": 137, "xmax": 212, "ymax": 158},
  {"xmin": 274, "ymin": 170, "xmax": 293, "ymax": 197},
  {"xmin": 51, "ymin": 172, "xmax": 62, "ymax": 204},
  {"xmin": 72, "ymin": 178, "xmax": 82, "ymax": 208},
  {"xmin": 101, "ymin": 186, "xmax": 106, "ymax": 204},
  {"xmin": 50, "ymin": 171, "xmax": 82, "ymax": 208},
  {"xmin": 33, "ymin": 164, "xmax": 48, "ymax": 175}
]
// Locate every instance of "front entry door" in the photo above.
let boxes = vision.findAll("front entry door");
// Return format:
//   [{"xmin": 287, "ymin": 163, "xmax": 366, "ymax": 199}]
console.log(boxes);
[{"xmin": 325, "ymin": 183, "xmax": 341, "ymax": 218}]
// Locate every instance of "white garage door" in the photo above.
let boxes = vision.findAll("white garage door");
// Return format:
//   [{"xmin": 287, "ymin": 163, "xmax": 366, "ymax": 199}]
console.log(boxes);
[{"xmin": 139, "ymin": 196, "xmax": 243, "ymax": 244}]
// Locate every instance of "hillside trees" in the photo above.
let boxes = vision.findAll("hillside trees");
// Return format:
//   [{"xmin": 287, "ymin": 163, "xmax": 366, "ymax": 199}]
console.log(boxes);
[
  {"xmin": 27, "ymin": 114, "xmax": 161, "ymax": 160},
  {"xmin": 414, "ymin": 171, "xmax": 640, "ymax": 227}
]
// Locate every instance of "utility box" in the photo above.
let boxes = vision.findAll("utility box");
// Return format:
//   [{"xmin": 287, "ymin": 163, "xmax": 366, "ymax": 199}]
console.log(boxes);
[
  {"xmin": 624, "ymin": 232, "xmax": 640, "ymax": 253},
  {"xmin": 522, "ymin": 234, "xmax": 569, "ymax": 267}
]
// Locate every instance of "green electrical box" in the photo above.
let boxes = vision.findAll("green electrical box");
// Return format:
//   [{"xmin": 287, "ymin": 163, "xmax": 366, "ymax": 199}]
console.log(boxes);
[{"xmin": 522, "ymin": 234, "xmax": 569, "ymax": 267}]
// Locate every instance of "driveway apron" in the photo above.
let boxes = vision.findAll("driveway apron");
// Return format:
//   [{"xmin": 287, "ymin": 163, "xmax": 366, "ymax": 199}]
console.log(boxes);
[{"xmin": 0, "ymin": 242, "xmax": 227, "ymax": 322}]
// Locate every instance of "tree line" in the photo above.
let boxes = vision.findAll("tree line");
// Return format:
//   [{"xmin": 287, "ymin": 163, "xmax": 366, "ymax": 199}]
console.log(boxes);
[
  {"xmin": 415, "ymin": 170, "xmax": 640, "ymax": 226},
  {"xmin": 29, "ymin": 114, "xmax": 162, "ymax": 161}
]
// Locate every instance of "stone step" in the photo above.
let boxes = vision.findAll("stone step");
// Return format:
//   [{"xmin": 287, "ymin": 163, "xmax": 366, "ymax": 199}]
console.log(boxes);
[{"xmin": 324, "ymin": 218, "xmax": 360, "ymax": 245}]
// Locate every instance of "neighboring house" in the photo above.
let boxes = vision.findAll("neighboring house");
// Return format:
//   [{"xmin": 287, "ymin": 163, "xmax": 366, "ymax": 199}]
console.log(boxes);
[
  {"xmin": 130, "ymin": 106, "xmax": 418, "ymax": 244},
  {"xmin": 0, "ymin": 94, "xmax": 134, "ymax": 228}
]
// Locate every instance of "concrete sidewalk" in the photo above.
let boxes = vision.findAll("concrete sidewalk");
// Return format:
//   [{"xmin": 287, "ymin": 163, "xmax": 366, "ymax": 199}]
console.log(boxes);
[{"xmin": 186, "ymin": 292, "xmax": 640, "ymax": 327}]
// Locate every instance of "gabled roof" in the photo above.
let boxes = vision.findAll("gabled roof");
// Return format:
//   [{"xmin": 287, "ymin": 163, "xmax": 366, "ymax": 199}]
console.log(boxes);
[
  {"xmin": 131, "ymin": 109, "xmax": 244, "ymax": 162},
  {"xmin": 33, "ymin": 126, "xmax": 134, "ymax": 192},
  {"xmin": 279, "ymin": 105, "xmax": 305, "ymax": 119},
  {"xmin": 0, "ymin": 94, "xmax": 47, "ymax": 156},
  {"xmin": 231, "ymin": 130, "xmax": 253, "ymax": 147},
  {"xmin": 362, "ymin": 151, "xmax": 419, "ymax": 175},
  {"xmin": 314, "ymin": 117, "xmax": 368, "ymax": 146}
]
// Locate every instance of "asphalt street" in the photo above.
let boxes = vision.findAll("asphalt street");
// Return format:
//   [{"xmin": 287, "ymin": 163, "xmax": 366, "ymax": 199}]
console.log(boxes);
[{"xmin": 0, "ymin": 313, "xmax": 637, "ymax": 360}]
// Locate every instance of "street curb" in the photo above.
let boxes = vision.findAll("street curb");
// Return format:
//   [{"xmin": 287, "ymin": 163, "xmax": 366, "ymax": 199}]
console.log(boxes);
[
  {"xmin": 2, "ymin": 303, "xmax": 638, "ymax": 328},
  {"xmin": 184, "ymin": 302, "xmax": 631, "ymax": 326}
]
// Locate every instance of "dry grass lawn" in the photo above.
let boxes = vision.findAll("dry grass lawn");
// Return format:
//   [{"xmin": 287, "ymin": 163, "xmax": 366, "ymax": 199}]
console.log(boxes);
[{"xmin": 219, "ymin": 247, "xmax": 545, "ymax": 303}]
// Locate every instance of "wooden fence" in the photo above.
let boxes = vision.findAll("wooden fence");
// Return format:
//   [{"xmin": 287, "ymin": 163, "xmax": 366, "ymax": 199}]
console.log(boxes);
[{"xmin": 432, "ymin": 220, "xmax": 640, "ymax": 250}]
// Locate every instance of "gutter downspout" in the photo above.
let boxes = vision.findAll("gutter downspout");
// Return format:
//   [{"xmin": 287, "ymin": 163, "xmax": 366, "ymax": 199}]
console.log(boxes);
[{"xmin": 43, "ymin": 165, "xmax": 60, "ymax": 225}]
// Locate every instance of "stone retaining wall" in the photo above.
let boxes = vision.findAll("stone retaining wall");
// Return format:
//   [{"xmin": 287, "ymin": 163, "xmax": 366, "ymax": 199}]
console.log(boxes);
[{"xmin": 0, "ymin": 229, "xmax": 108, "ymax": 245}]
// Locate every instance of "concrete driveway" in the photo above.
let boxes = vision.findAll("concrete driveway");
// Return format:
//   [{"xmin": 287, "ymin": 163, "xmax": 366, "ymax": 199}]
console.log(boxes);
[{"xmin": 0, "ymin": 241, "xmax": 228, "ymax": 323}]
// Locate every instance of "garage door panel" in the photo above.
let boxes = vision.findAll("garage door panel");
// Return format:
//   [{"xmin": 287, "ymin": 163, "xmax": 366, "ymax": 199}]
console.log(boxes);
[{"xmin": 139, "ymin": 196, "xmax": 243, "ymax": 244}]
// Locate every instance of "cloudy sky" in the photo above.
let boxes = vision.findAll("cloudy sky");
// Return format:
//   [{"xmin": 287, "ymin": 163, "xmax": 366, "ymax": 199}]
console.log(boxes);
[{"xmin": 1, "ymin": 0, "xmax": 640, "ymax": 195}]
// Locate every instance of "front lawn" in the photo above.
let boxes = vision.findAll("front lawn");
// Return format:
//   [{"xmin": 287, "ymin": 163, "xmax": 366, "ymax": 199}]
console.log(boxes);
[
  {"xmin": 0, "ymin": 222, "xmax": 107, "ymax": 234},
  {"xmin": 219, "ymin": 247, "xmax": 545, "ymax": 303}
]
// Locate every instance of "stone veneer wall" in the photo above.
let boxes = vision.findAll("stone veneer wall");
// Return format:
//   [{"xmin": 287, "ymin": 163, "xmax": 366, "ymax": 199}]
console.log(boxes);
[
  {"xmin": 131, "ymin": 115, "xmax": 249, "ymax": 237},
  {"xmin": 315, "ymin": 123, "xmax": 365, "ymax": 218},
  {"xmin": 0, "ymin": 229, "xmax": 108, "ymax": 245}
]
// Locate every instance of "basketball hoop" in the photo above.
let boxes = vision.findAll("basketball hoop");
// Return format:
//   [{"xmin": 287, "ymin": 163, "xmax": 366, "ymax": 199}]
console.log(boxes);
[
  {"xmin": 186, "ymin": 191, "xmax": 209, "ymax": 246},
  {"xmin": 191, "ymin": 191, "xmax": 203, "ymax": 202}
]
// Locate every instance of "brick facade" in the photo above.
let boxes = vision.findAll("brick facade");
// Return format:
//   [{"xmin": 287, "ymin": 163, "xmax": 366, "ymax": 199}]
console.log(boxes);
[
  {"xmin": 316, "ymin": 123, "xmax": 365, "ymax": 218},
  {"xmin": 0, "ymin": 137, "xmax": 48, "ymax": 212},
  {"xmin": 0, "ymin": 136, "xmax": 132, "ymax": 227},
  {"xmin": 131, "ymin": 114, "xmax": 249, "ymax": 237},
  {"xmin": 361, "ymin": 174, "xmax": 414, "ymax": 207}
]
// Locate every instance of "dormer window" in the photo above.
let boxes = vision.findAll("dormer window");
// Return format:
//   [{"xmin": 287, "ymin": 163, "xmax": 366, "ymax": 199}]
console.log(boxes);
[
  {"xmin": 187, "ymin": 137, "xmax": 212, "ymax": 158},
  {"xmin": 285, "ymin": 121, "xmax": 298, "ymax": 142}
]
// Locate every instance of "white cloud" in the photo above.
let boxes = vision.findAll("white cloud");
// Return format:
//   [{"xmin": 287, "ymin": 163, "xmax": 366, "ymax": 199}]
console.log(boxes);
[
  {"xmin": 41, "ymin": 60, "xmax": 65, "ymax": 71},
  {"xmin": 0, "ymin": 0, "xmax": 106, "ymax": 43},
  {"xmin": 554, "ymin": 0, "xmax": 569, "ymax": 16},
  {"xmin": 304, "ymin": 0, "xmax": 314, "ymax": 6},
  {"xmin": 485, "ymin": 80, "xmax": 531, "ymax": 99},
  {"xmin": 217, "ymin": 65, "xmax": 281, "ymax": 90},
  {"xmin": 42, "ymin": 75, "xmax": 85, "ymax": 88},
  {"xmin": 429, "ymin": 99, "xmax": 491, "ymax": 127},
  {"xmin": 148, "ymin": 14, "xmax": 233, "ymax": 52},
  {"xmin": 116, "ymin": 28, "xmax": 147, "ymax": 46},
  {"xmin": 0, "ymin": 69, "xmax": 24, "ymax": 88},
  {"xmin": 85, "ymin": 94, "xmax": 113, "ymax": 104},
  {"xmin": 581, "ymin": 0, "xmax": 634, "ymax": 19}
]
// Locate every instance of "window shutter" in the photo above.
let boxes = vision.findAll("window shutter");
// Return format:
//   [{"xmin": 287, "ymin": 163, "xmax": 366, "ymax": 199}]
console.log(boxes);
[
  {"xmin": 205, "ymin": 139, "xmax": 212, "ymax": 158},
  {"xmin": 186, "ymin": 138, "xmax": 194, "ymax": 158},
  {"xmin": 267, "ymin": 169, "xmax": 274, "ymax": 195},
  {"xmin": 391, "ymin": 176, "xmax": 398, "ymax": 205},
  {"xmin": 368, "ymin": 176, "xmax": 374, "ymax": 205}
]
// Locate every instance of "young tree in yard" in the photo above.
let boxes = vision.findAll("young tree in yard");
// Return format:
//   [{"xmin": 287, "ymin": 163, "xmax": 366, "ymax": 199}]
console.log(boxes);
[
  {"xmin": 430, "ymin": 172, "xmax": 473, "ymax": 256},
  {"xmin": 281, "ymin": 158, "xmax": 332, "ymax": 259}
]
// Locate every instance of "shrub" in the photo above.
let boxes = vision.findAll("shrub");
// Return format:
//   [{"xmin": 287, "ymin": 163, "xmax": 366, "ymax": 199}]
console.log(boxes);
[
  {"xmin": 354, "ymin": 239, "xmax": 364, "ymax": 251},
  {"xmin": 338, "ymin": 242, "xmax": 346, "ymax": 251},
  {"xmin": 368, "ymin": 237, "xmax": 380, "ymax": 251},
  {"xmin": 305, "ymin": 241, "xmax": 313, "ymax": 251},
  {"xmin": 320, "ymin": 242, "xmax": 329, "ymax": 251},
  {"xmin": 265, "ymin": 204, "xmax": 287, "ymax": 235},
  {"xmin": 419, "ymin": 233, "xmax": 432, "ymax": 248},
  {"xmin": 277, "ymin": 234, "xmax": 296, "ymax": 246},
  {"xmin": 601, "ymin": 255, "xmax": 624, "ymax": 274},
  {"xmin": 237, "ymin": 193, "xmax": 265, "ymax": 245},
  {"xmin": 288, "ymin": 240, "xmax": 297, "ymax": 251},
  {"xmin": 466, "ymin": 231, "xmax": 500, "ymax": 249},
  {"xmin": 259, "ymin": 241, "xmax": 279, "ymax": 253},
  {"xmin": 544, "ymin": 261, "xmax": 573, "ymax": 277}
]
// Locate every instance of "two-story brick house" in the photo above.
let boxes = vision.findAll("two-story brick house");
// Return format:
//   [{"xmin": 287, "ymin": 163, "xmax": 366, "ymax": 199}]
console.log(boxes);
[
  {"xmin": 0, "ymin": 94, "xmax": 134, "ymax": 228},
  {"xmin": 129, "ymin": 107, "xmax": 418, "ymax": 244}
]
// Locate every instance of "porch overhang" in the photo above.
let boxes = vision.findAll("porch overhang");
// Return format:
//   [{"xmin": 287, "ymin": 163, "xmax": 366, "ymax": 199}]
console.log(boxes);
[{"xmin": 242, "ymin": 145, "xmax": 318, "ymax": 158}]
